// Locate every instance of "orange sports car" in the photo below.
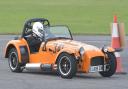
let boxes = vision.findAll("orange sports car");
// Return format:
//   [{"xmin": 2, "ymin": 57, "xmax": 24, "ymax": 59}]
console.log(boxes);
[{"xmin": 4, "ymin": 18, "xmax": 117, "ymax": 78}]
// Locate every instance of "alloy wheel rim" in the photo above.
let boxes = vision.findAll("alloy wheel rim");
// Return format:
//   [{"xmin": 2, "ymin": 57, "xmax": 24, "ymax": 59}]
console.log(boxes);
[
  {"xmin": 59, "ymin": 56, "xmax": 71, "ymax": 76},
  {"xmin": 9, "ymin": 52, "xmax": 18, "ymax": 70}
]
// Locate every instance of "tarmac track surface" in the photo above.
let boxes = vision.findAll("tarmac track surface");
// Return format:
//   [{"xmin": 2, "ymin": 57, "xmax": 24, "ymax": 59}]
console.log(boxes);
[{"xmin": 0, "ymin": 35, "xmax": 128, "ymax": 89}]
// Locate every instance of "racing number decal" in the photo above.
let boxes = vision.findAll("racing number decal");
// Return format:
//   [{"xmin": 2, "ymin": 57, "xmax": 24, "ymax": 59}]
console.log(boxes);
[{"xmin": 54, "ymin": 43, "xmax": 64, "ymax": 53}]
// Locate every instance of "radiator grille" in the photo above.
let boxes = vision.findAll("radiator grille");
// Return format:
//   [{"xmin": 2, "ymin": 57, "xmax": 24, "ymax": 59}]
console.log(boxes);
[{"xmin": 91, "ymin": 56, "xmax": 104, "ymax": 66}]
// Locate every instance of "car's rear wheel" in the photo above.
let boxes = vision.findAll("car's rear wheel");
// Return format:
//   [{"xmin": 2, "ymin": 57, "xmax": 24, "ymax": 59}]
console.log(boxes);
[
  {"xmin": 99, "ymin": 52, "xmax": 117, "ymax": 77},
  {"xmin": 57, "ymin": 52, "xmax": 77, "ymax": 79},
  {"xmin": 8, "ymin": 48, "xmax": 23, "ymax": 72}
]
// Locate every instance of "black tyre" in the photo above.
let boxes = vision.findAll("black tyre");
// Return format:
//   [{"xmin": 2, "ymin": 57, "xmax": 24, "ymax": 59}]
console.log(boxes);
[
  {"xmin": 99, "ymin": 52, "xmax": 117, "ymax": 77},
  {"xmin": 57, "ymin": 52, "xmax": 77, "ymax": 79},
  {"xmin": 8, "ymin": 48, "xmax": 23, "ymax": 72}
]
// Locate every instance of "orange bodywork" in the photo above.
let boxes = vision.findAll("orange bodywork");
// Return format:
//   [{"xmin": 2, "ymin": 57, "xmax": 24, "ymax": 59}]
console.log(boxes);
[
  {"xmin": 77, "ymin": 51, "xmax": 104, "ymax": 72},
  {"xmin": 4, "ymin": 38, "xmax": 28, "ymax": 63},
  {"xmin": 4, "ymin": 38, "xmax": 114, "ymax": 73}
]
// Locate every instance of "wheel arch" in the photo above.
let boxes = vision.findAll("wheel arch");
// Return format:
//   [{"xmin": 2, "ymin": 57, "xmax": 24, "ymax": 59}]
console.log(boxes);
[
  {"xmin": 5, "ymin": 44, "xmax": 16, "ymax": 58},
  {"xmin": 4, "ymin": 40, "xmax": 29, "ymax": 65},
  {"xmin": 55, "ymin": 50, "xmax": 76, "ymax": 64}
]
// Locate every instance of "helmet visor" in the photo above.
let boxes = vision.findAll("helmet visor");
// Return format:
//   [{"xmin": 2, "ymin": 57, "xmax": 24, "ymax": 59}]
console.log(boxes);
[{"xmin": 38, "ymin": 29, "xmax": 44, "ymax": 34}]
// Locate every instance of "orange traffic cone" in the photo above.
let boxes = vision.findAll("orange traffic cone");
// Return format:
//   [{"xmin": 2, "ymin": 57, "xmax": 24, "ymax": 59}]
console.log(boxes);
[
  {"xmin": 114, "ymin": 52, "xmax": 124, "ymax": 73},
  {"xmin": 111, "ymin": 16, "xmax": 121, "ymax": 51},
  {"xmin": 111, "ymin": 15, "xmax": 126, "ymax": 74}
]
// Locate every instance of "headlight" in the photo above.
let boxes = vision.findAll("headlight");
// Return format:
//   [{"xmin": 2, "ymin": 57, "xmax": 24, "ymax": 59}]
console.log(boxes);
[{"xmin": 79, "ymin": 47, "xmax": 85, "ymax": 56}]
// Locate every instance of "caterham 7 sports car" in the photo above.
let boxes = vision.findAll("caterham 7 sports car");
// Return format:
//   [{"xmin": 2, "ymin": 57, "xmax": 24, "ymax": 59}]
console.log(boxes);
[{"xmin": 4, "ymin": 18, "xmax": 117, "ymax": 78}]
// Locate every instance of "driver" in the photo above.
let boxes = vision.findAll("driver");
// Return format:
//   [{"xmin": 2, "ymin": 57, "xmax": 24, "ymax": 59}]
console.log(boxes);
[
  {"xmin": 26, "ymin": 22, "xmax": 45, "ymax": 52},
  {"xmin": 32, "ymin": 22, "xmax": 44, "ymax": 41}
]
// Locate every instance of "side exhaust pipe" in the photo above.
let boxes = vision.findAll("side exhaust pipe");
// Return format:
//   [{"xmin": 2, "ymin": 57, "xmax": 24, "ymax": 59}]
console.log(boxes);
[
  {"xmin": 25, "ymin": 63, "xmax": 57, "ymax": 71},
  {"xmin": 25, "ymin": 63, "xmax": 42, "ymax": 70}
]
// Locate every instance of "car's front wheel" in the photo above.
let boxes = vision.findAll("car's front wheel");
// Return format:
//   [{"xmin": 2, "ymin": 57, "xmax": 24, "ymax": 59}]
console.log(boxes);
[
  {"xmin": 57, "ymin": 52, "xmax": 77, "ymax": 79},
  {"xmin": 8, "ymin": 48, "xmax": 23, "ymax": 72},
  {"xmin": 99, "ymin": 52, "xmax": 117, "ymax": 77}
]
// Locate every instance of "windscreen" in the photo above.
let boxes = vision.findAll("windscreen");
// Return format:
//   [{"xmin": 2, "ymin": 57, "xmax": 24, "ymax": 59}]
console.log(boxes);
[{"xmin": 45, "ymin": 26, "xmax": 72, "ymax": 39}]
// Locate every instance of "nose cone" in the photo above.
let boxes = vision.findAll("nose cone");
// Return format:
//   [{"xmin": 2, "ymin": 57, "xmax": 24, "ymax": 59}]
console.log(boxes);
[{"xmin": 63, "ymin": 40, "xmax": 100, "ymax": 51}]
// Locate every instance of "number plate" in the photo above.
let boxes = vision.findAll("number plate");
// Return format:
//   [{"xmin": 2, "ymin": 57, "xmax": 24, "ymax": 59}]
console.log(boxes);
[{"xmin": 89, "ymin": 65, "xmax": 104, "ymax": 72}]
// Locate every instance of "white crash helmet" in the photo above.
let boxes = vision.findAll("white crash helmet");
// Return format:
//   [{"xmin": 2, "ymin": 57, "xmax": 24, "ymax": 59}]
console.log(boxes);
[{"xmin": 32, "ymin": 22, "xmax": 44, "ymax": 38}]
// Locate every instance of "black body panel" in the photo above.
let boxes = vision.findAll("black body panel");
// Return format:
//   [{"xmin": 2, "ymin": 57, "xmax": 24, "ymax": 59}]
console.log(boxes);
[{"xmin": 20, "ymin": 46, "xmax": 29, "ymax": 65}]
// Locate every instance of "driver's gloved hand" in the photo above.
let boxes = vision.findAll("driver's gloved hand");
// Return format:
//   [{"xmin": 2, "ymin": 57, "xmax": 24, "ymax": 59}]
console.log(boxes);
[{"xmin": 32, "ymin": 33, "xmax": 37, "ymax": 37}]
